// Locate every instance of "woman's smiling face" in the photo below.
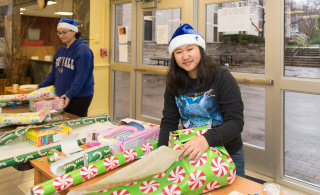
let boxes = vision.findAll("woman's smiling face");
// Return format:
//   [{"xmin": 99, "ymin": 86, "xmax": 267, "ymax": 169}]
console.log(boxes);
[{"xmin": 173, "ymin": 44, "xmax": 201, "ymax": 79}]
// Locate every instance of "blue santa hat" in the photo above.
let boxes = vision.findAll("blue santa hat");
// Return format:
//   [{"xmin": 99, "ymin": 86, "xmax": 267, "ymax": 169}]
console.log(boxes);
[
  {"xmin": 57, "ymin": 17, "xmax": 78, "ymax": 33},
  {"xmin": 168, "ymin": 24, "xmax": 205, "ymax": 55}
]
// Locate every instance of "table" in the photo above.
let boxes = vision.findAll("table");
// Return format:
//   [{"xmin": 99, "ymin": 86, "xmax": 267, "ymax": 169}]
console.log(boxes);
[
  {"xmin": 150, "ymin": 58, "xmax": 170, "ymax": 66},
  {"xmin": 219, "ymin": 54, "xmax": 235, "ymax": 66},
  {"xmin": 4, "ymin": 86, "xmax": 36, "ymax": 95},
  {"xmin": 31, "ymin": 150, "xmax": 287, "ymax": 195}
]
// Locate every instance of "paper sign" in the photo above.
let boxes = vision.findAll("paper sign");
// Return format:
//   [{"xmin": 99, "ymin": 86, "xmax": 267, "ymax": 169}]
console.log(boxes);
[
  {"xmin": 118, "ymin": 26, "xmax": 127, "ymax": 44},
  {"xmin": 119, "ymin": 44, "xmax": 128, "ymax": 62},
  {"xmin": 156, "ymin": 24, "xmax": 168, "ymax": 44},
  {"xmin": 218, "ymin": 6, "xmax": 251, "ymax": 32}
]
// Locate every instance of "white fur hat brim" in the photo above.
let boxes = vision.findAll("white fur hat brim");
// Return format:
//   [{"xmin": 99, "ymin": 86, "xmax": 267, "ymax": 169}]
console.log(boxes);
[
  {"xmin": 57, "ymin": 22, "xmax": 78, "ymax": 33},
  {"xmin": 168, "ymin": 34, "xmax": 205, "ymax": 55}
]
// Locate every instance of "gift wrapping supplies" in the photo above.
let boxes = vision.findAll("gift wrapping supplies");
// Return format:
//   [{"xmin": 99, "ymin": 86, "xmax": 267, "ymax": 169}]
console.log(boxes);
[
  {"xmin": 0, "ymin": 114, "xmax": 110, "ymax": 169},
  {"xmin": 0, "ymin": 85, "xmax": 57, "ymax": 127},
  {"xmin": 69, "ymin": 126, "xmax": 237, "ymax": 195},
  {"xmin": 29, "ymin": 140, "xmax": 158, "ymax": 195}
]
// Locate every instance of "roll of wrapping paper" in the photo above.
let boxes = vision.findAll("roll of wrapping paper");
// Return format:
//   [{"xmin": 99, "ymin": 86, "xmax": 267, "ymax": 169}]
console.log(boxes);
[
  {"xmin": 63, "ymin": 157, "xmax": 84, "ymax": 173},
  {"xmin": 0, "ymin": 114, "xmax": 109, "ymax": 169},
  {"xmin": 0, "ymin": 114, "xmax": 109, "ymax": 146},
  {"xmin": 29, "ymin": 140, "xmax": 158, "ymax": 195},
  {"xmin": 84, "ymin": 145, "xmax": 112, "ymax": 164},
  {"xmin": 62, "ymin": 145, "xmax": 112, "ymax": 174},
  {"xmin": 0, "ymin": 106, "xmax": 51, "ymax": 128},
  {"xmin": 0, "ymin": 85, "xmax": 56, "ymax": 102},
  {"xmin": 0, "ymin": 101, "xmax": 28, "ymax": 108}
]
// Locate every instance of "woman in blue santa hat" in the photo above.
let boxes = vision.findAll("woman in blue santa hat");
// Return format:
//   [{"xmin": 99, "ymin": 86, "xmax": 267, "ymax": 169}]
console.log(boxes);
[
  {"xmin": 38, "ymin": 17, "xmax": 94, "ymax": 117},
  {"xmin": 158, "ymin": 24, "xmax": 245, "ymax": 177}
]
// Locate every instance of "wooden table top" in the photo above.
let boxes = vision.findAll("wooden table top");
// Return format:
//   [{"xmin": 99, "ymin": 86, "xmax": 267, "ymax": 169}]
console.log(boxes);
[
  {"xmin": 5, "ymin": 86, "xmax": 36, "ymax": 94},
  {"xmin": 31, "ymin": 147, "xmax": 287, "ymax": 195},
  {"xmin": 0, "ymin": 104, "xmax": 79, "ymax": 132}
]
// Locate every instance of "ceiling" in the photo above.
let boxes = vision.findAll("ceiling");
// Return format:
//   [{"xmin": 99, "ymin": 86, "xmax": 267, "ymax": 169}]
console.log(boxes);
[{"xmin": 20, "ymin": 0, "xmax": 73, "ymax": 18}]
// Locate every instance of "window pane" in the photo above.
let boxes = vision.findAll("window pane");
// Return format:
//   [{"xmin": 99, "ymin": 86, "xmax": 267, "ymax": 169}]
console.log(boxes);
[
  {"xmin": 240, "ymin": 84, "xmax": 265, "ymax": 148},
  {"xmin": 114, "ymin": 3, "xmax": 132, "ymax": 63},
  {"xmin": 142, "ymin": 9, "xmax": 181, "ymax": 66},
  {"xmin": 206, "ymin": 1, "xmax": 266, "ymax": 74},
  {"xmin": 114, "ymin": 71, "xmax": 130, "ymax": 121},
  {"xmin": 285, "ymin": 92, "xmax": 320, "ymax": 186},
  {"xmin": 141, "ymin": 74, "xmax": 165, "ymax": 119},
  {"xmin": 284, "ymin": 0, "xmax": 320, "ymax": 79}
]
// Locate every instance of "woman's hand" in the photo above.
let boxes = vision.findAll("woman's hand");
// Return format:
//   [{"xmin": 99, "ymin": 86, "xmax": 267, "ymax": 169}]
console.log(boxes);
[
  {"xmin": 179, "ymin": 135, "xmax": 209, "ymax": 162},
  {"xmin": 60, "ymin": 94, "xmax": 70, "ymax": 109}
]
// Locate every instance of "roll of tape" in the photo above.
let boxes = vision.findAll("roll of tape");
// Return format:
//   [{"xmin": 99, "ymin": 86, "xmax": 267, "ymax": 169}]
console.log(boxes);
[{"xmin": 47, "ymin": 149, "xmax": 59, "ymax": 163}]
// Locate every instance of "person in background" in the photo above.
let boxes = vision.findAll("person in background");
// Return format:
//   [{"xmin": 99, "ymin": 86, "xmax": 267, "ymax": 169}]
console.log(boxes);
[
  {"xmin": 38, "ymin": 18, "xmax": 94, "ymax": 117},
  {"xmin": 158, "ymin": 24, "xmax": 245, "ymax": 177}
]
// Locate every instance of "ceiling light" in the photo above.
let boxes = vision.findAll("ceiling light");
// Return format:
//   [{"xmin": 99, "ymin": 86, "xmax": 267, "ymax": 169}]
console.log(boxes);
[
  {"xmin": 20, "ymin": 8, "xmax": 26, "ymax": 11},
  {"xmin": 54, "ymin": 12, "xmax": 73, "ymax": 16},
  {"xmin": 20, "ymin": 12, "xmax": 23, "ymax": 14},
  {"xmin": 47, "ymin": 1, "xmax": 57, "ymax": 5}
]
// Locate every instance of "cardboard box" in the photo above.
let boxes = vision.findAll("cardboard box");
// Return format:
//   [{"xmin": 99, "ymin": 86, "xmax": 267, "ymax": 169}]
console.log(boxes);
[
  {"xmin": 97, "ymin": 118, "xmax": 160, "ymax": 154},
  {"xmin": 29, "ymin": 98, "xmax": 64, "ymax": 112},
  {"xmin": 22, "ymin": 125, "xmax": 72, "ymax": 147}
]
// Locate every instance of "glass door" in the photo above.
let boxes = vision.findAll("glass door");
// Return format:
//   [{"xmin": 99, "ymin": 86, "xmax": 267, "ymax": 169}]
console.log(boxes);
[
  {"xmin": 199, "ymin": 0, "xmax": 274, "ymax": 177},
  {"xmin": 110, "ymin": 1, "xmax": 133, "ymax": 122},
  {"xmin": 281, "ymin": 0, "xmax": 320, "ymax": 193},
  {"xmin": 135, "ymin": 0, "xmax": 193, "ymax": 124}
]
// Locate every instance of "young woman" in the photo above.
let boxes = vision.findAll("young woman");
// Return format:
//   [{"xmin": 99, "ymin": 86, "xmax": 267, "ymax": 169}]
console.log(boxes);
[
  {"xmin": 158, "ymin": 24, "xmax": 245, "ymax": 176},
  {"xmin": 38, "ymin": 18, "xmax": 94, "ymax": 117}
]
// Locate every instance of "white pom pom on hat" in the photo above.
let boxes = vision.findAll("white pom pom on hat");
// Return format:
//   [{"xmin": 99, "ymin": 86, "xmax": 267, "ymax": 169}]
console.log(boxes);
[{"xmin": 168, "ymin": 23, "xmax": 205, "ymax": 55}]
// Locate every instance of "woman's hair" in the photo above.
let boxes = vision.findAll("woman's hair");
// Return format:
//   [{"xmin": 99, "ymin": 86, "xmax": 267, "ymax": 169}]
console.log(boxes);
[
  {"xmin": 166, "ymin": 46, "xmax": 218, "ymax": 97},
  {"xmin": 75, "ymin": 32, "xmax": 82, "ymax": 39}
]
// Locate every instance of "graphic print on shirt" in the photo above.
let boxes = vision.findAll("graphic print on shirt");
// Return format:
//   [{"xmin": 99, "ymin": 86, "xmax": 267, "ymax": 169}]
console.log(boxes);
[
  {"xmin": 55, "ymin": 56, "xmax": 75, "ymax": 73},
  {"xmin": 175, "ymin": 89, "xmax": 223, "ymax": 128}
]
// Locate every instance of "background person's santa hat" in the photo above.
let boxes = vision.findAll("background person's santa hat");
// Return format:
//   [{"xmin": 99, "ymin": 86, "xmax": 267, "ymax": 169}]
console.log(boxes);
[
  {"xmin": 57, "ymin": 17, "xmax": 78, "ymax": 33},
  {"xmin": 168, "ymin": 23, "xmax": 205, "ymax": 55}
]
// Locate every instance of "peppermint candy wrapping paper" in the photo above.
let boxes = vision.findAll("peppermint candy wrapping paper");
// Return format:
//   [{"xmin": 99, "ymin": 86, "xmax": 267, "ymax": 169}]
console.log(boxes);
[
  {"xmin": 29, "ymin": 140, "xmax": 158, "ymax": 195},
  {"xmin": 62, "ymin": 145, "xmax": 112, "ymax": 174},
  {"xmin": 0, "ymin": 114, "xmax": 109, "ymax": 168},
  {"xmin": 0, "ymin": 106, "xmax": 51, "ymax": 128},
  {"xmin": 0, "ymin": 85, "xmax": 56, "ymax": 103},
  {"xmin": 78, "ymin": 126, "xmax": 236, "ymax": 195},
  {"xmin": 68, "ymin": 146, "xmax": 183, "ymax": 195}
]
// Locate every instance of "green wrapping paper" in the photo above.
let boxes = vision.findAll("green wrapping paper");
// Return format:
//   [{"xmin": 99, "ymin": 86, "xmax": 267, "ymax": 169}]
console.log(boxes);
[
  {"xmin": 62, "ymin": 145, "xmax": 112, "ymax": 174},
  {"xmin": 0, "ymin": 114, "xmax": 109, "ymax": 169},
  {"xmin": 29, "ymin": 140, "xmax": 158, "ymax": 195},
  {"xmin": 0, "ymin": 138, "xmax": 85, "ymax": 169},
  {"xmin": 82, "ymin": 126, "xmax": 236, "ymax": 195},
  {"xmin": 63, "ymin": 156, "xmax": 85, "ymax": 173}
]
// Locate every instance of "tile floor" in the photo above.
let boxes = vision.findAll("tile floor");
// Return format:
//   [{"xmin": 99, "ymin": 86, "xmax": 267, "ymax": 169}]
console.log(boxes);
[{"xmin": 0, "ymin": 166, "xmax": 312, "ymax": 195}]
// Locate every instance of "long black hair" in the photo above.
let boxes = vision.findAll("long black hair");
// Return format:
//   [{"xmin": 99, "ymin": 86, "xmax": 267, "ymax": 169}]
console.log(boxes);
[
  {"xmin": 166, "ymin": 46, "xmax": 218, "ymax": 97},
  {"xmin": 75, "ymin": 32, "xmax": 82, "ymax": 39}
]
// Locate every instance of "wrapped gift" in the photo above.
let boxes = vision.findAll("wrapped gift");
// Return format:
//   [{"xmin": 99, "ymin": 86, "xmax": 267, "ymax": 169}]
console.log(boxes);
[
  {"xmin": 96, "ymin": 118, "xmax": 160, "ymax": 154},
  {"xmin": 22, "ymin": 125, "xmax": 72, "ymax": 147},
  {"xmin": 29, "ymin": 98, "xmax": 64, "ymax": 112}
]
